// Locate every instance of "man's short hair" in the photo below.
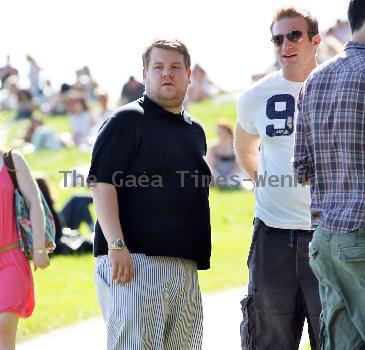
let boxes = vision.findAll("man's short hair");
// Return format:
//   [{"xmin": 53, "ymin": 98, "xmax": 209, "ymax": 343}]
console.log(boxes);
[
  {"xmin": 348, "ymin": 0, "xmax": 365, "ymax": 33},
  {"xmin": 270, "ymin": 6, "xmax": 319, "ymax": 40},
  {"xmin": 142, "ymin": 39, "xmax": 191, "ymax": 70}
]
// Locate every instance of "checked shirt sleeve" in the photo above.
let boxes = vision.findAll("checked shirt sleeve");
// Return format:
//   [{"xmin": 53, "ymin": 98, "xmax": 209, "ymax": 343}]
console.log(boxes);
[{"xmin": 293, "ymin": 86, "xmax": 314, "ymax": 184}]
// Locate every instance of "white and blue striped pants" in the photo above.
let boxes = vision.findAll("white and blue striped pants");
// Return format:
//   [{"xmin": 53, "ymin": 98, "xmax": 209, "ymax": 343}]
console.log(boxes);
[{"xmin": 95, "ymin": 254, "xmax": 203, "ymax": 350}]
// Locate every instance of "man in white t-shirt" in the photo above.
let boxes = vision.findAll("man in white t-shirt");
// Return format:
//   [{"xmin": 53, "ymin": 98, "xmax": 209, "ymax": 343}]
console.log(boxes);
[{"xmin": 234, "ymin": 7, "xmax": 322, "ymax": 350}]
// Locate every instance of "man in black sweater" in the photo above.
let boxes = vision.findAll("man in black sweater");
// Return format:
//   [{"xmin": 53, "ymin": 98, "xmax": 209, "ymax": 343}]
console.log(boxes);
[{"xmin": 89, "ymin": 39, "xmax": 211, "ymax": 350}]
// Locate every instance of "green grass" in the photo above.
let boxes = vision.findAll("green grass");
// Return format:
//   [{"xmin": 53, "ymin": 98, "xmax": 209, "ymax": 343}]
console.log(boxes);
[
  {"xmin": 1, "ymin": 100, "xmax": 255, "ymax": 341},
  {"xmin": 199, "ymin": 188, "xmax": 254, "ymax": 291},
  {"xmin": 189, "ymin": 99, "xmax": 237, "ymax": 140},
  {"xmin": 24, "ymin": 148, "xmax": 92, "ymax": 211},
  {"xmin": 17, "ymin": 255, "xmax": 99, "ymax": 342},
  {"xmin": 17, "ymin": 188, "xmax": 254, "ymax": 342}
]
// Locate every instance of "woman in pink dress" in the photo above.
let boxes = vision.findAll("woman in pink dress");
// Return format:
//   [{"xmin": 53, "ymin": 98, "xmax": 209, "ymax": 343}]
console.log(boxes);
[{"xmin": 0, "ymin": 148, "xmax": 50, "ymax": 349}]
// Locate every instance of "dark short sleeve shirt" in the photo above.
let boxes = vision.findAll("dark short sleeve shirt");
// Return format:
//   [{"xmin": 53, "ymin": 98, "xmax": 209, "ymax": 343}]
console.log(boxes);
[{"xmin": 88, "ymin": 95, "xmax": 211, "ymax": 269}]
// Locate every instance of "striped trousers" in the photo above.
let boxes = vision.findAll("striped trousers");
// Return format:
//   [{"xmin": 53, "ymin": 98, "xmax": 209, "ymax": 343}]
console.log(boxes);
[{"xmin": 95, "ymin": 254, "xmax": 203, "ymax": 350}]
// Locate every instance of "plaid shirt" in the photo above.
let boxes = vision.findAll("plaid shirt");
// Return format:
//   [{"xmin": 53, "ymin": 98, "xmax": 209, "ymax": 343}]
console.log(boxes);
[{"xmin": 293, "ymin": 41, "xmax": 365, "ymax": 233}]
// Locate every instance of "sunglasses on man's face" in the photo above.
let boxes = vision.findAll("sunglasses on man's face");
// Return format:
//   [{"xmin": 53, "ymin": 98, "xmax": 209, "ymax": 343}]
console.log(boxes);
[{"xmin": 271, "ymin": 30, "xmax": 311, "ymax": 47}]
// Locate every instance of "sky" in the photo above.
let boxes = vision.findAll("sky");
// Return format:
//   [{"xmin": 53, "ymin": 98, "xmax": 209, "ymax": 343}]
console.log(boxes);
[{"xmin": 2, "ymin": 0, "xmax": 349, "ymax": 99}]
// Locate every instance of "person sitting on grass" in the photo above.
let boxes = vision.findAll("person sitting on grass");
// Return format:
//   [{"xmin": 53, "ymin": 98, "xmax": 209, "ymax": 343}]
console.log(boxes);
[
  {"xmin": 66, "ymin": 92, "xmax": 92, "ymax": 146},
  {"xmin": 207, "ymin": 118, "xmax": 245, "ymax": 188},
  {"xmin": 36, "ymin": 175, "xmax": 94, "ymax": 255}
]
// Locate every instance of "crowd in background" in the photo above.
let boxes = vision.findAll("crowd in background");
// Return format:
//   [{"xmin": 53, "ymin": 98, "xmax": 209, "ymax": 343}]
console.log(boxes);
[
  {"xmin": 0, "ymin": 19, "xmax": 350, "ymax": 130},
  {"xmin": 0, "ymin": 18, "xmax": 351, "ymax": 198},
  {"xmin": 0, "ymin": 52, "xmax": 231, "ymax": 258},
  {"xmin": 1, "ymin": 54, "xmax": 223, "ymax": 151}
]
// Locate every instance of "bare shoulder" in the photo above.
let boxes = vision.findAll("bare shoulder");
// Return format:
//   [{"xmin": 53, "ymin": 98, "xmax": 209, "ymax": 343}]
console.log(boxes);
[{"xmin": 11, "ymin": 150, "xmax": 28, "ymax": 171}]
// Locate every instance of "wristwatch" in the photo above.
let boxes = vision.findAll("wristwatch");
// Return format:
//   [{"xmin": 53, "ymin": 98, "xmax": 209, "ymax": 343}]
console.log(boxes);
[{"xmin": 108, "ymin": 237, "xmax": 126, "ymax": 250}]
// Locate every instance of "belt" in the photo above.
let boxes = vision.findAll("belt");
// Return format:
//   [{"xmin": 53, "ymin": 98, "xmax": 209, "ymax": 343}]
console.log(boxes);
[
  {"xmin": 0, "ymin": 242, "xmax": 21, "ymax": 255},
  {"xmin": 255, "ymin": 217, "xmax": 314, "ymax": 234}
]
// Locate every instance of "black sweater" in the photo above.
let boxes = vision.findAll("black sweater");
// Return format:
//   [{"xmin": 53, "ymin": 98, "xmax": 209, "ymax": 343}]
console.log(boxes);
[{"xmin": 88, "ymin": 95, "xmax": 211, "ymax": 270}]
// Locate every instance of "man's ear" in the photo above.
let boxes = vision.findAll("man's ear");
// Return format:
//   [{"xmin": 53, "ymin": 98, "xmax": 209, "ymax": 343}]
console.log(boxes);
[
  {"xmin": 187, "ymin": 67, "xmax": 191, "ymax": 84},
  {"xmin": 143, "ymin": 68, "xmax": 147, "ymax": 83},
  {"xmin": 313, "ymin": 34, "xmax": 321, "ymax": 48}
]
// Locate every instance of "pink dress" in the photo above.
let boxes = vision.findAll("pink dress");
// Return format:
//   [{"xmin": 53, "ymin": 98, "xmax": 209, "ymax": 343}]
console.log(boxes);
[{"xmin": 0, "ymin": 163, "xmax": 34, "ymax": 318}]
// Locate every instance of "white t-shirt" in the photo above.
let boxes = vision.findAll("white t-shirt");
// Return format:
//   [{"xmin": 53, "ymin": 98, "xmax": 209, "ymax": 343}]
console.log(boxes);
[
  {"xmin": 237, "ymin": 70, "xmax": 311, "ymax": 230},
  {"xmin": 70, "ymin": 111, "xmax": 91, "ymax": 145}
]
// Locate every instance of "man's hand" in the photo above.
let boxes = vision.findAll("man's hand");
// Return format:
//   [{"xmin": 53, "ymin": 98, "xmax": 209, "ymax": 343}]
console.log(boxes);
[
  {"xmin": 108, "ymin": 248, "xmax": 134, "ymax": 285},
  {"xmin": 234, "ymin": 123, "xmax": 260, "ymax": 181},
  {"xmin": 92, "ymin": 182, "xmax": 134, "ymax": 285}
]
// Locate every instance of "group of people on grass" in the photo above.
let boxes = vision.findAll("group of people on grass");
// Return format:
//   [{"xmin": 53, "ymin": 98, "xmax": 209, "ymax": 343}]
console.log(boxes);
[
  {"xmin": 0, "ymin": 55, "xmax": 220, "ymax": 152},
  {"xmin": 1, "ymin": 1, "xmax": 365, "ymax": 349}
]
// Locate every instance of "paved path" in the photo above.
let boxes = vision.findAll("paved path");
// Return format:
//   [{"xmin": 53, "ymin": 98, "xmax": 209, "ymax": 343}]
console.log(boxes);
[{"xmin": 17, "ymin": 287, "xmax": 309, "ymax": 349}]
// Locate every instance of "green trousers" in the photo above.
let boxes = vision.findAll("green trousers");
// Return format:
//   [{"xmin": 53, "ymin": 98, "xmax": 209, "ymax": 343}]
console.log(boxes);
[{"xmin": 309, "ymin": 225, "xmax": 365, "ymax": 350}]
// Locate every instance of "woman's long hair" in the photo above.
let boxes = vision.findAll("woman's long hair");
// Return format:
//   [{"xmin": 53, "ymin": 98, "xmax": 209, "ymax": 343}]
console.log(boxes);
[{"xmin": 35, "ymin": 174, "xmax": 54, "ymax": 208}]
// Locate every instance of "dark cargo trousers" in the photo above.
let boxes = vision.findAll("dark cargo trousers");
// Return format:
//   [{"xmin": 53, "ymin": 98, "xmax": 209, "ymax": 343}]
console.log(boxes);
[
  {"xmin": 240, "ymin": 218, "xmax": 322, "ymax": 350},
  {"xmin": 309, "ymin": 225, "xmax": 365, "ymax": 350}
]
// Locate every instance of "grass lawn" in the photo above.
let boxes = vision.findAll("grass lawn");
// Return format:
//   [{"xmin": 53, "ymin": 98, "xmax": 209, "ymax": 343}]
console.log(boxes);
[
  {"xmin": 17, "ymin": 255, "xmax": 98, "ymax": 342},
  {"xmin": 1, "ymin": 99, "xmax": 256, "ymax": 341},
  {"xmin": 199, "ymin": 188, "xmax": 253, "ymax": 291},
  {"xmin": 17, "ymin": 188, "xmax": 254, "ymax": 342}
]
